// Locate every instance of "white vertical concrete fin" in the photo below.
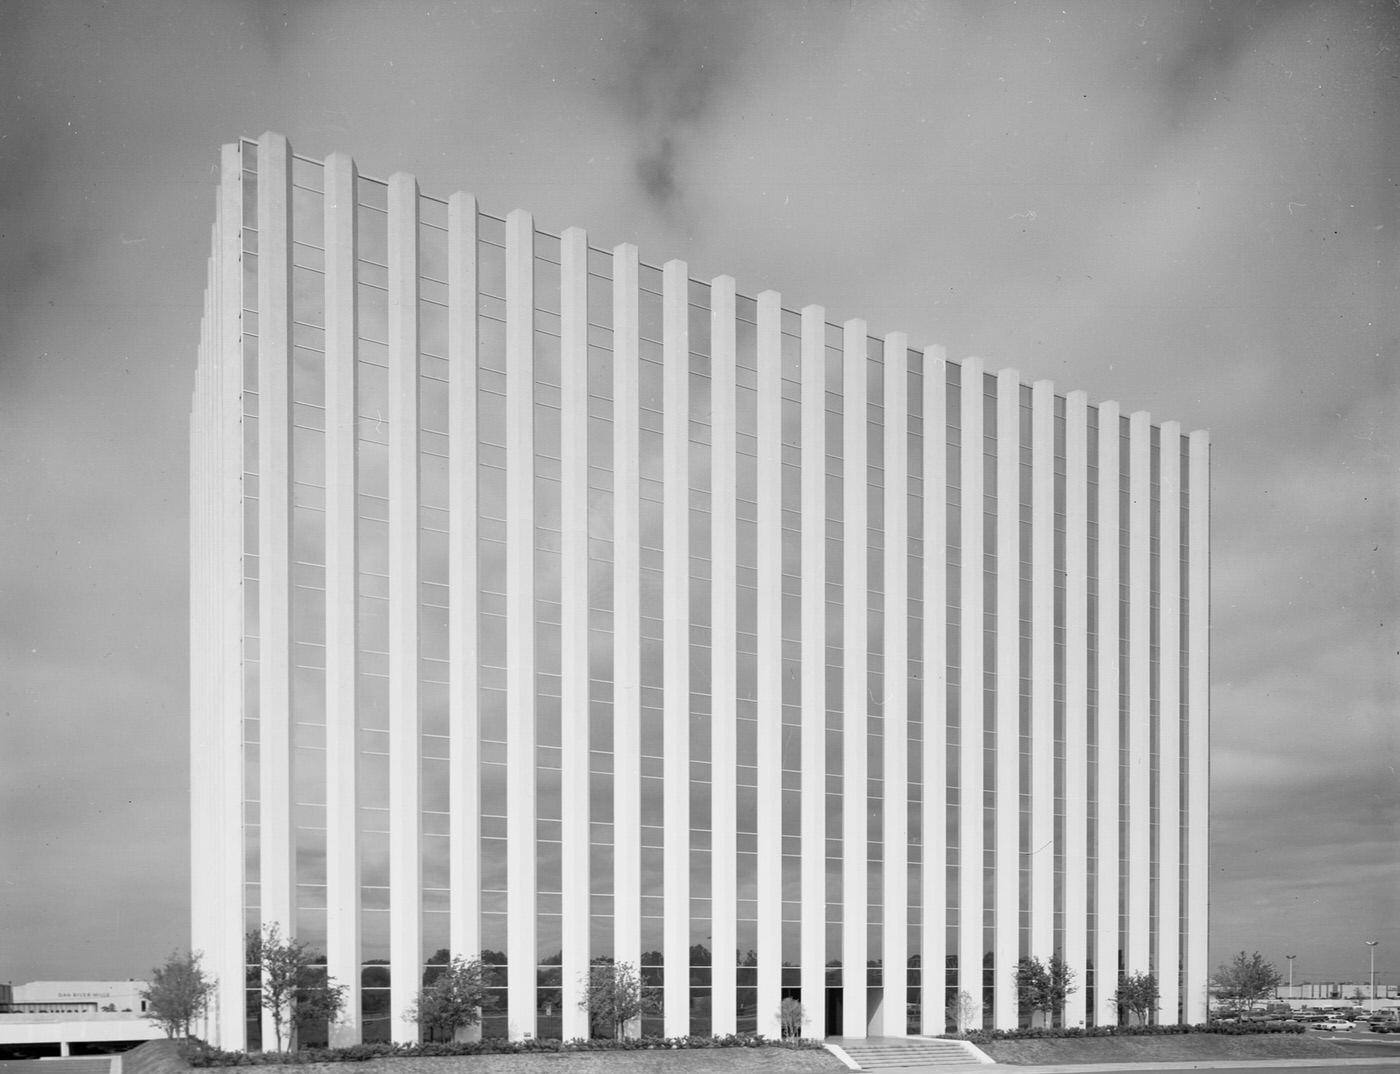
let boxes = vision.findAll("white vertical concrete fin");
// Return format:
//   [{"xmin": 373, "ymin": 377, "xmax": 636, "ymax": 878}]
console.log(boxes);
[
  {"xmin": 956, "ymin": 356, "xmax": 984, "ymax": 1023},
  {"xmin": 755, "ymin": 289, "xmax": 784, "ymax": 1039},
  {"xmin": 662, "ymin": 259, "xmax": 692, "ymax": 1037},
  {"xmin": 202, "ymin": 138, "xmax": 249, "ymax": 1051},
  {"xmin": 1062, "ymin": 390, "xmax": 1089, "ymax": 1027},
  {"xmin": 798, "ymin": 305, "xmax": 828, "ymax": 1038},
  {"xmin": 993, "ymin": 368, "xmax": 1020, "ymax": 1030},
  {"xmin": 447, "ymin": 190, "xmax": 482, "ymax": 976},
  {"xmin": 323, "ymin": 149, "xmax": 362, "ymax": 1045},
  {"xmin": 881, "ymin": 332, "xmax": 910, "ymax": 1037},
  {"xmin": 504, "ymin": 208, "xmax": 537, "ymax": 1041},
  {"xmin": 709, "ymin": 275, "xmax": 739, "ymax": 1037},
  {"xmin": 222, "ymin": 140, "xmax": 248, "ymax": 1052},
  {"xmin": 612, "ymin": 244, "xmax": 643, "ymax": 1024},
  {"xmin": 558, "ymin": 226, "xmax": 591, "ymax": 1040},
  {"xmin": 1093, "ymin": 400, "xmax": 1121, "ymax": 1026},
  {"xmin": 1157, "ymin": 421, "xmax": 1182, "ymax": 1023},
  {"xmin": 387, "ymin": 170, "xmax": 423, "ymax": 1044},
  {"xmin": 1029, "ymin": 380, "xmax": 1055, "ymax": 967},
  {"xmin": 1126, "ymin": 410, "xmax": 1151, "ymax": 981},
  {"xmin": 255, "ymin": 131, "xmax": 295, "ymax": 971},
  {"xmin": 1184, "ymin": 429, "xmax": 1210, "ymax": 1023},
  {"xmin": 841, "ymin": 319, "xmax": 869, "ymax": 1038},
  {"xmin": 919, "ymin": 345, "xmax": 948, "ymax": 1036}
]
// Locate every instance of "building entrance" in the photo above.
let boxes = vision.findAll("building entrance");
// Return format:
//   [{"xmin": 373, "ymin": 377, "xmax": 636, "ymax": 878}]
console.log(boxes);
[{"xmin": 825, "ymin": 988, "xmax": 843, "ymax": 1037}]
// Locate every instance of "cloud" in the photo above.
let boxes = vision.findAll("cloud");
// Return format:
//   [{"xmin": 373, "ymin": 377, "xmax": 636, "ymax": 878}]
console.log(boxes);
[
  {"xmin": 0, "ymin": 0, "xmax": 1395, "ymax": 991},
  {"xmin": 600, "ymin": 3, "xmax": 756, "ymax": 220}
]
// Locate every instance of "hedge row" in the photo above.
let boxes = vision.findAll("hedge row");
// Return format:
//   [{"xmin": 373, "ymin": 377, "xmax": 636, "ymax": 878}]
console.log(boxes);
[
  {"xmin": 947, "ymin": 1022, "xmax": 1307, "ymax": 1043},
  {"xmin": 181, "ymin": 1034, "xmax": 825, "ymax": 1066}
]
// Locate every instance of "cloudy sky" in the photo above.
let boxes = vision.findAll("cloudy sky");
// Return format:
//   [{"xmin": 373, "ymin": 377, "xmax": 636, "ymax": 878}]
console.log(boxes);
[{"xmin": 1, "ymin": 1, "xmax": 1395, "ymax": 992}]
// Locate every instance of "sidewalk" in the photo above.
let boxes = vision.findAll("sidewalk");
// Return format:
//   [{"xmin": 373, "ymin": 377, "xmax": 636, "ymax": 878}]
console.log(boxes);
[{"xmin": 962, "ymin": 1062, "xmax": 1398, "ymax": 1072}]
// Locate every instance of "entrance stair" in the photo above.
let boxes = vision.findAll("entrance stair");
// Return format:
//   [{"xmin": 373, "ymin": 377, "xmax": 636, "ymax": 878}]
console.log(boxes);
[{"xmin": 829, "ymin": 1035, "xmax": 990, "ymax": 1070}]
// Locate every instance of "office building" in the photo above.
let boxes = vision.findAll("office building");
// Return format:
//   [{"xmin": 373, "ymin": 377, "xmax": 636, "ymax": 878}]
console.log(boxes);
[{"xmin": 190, "ymin": 132, "xmax": 1210, "ymax": 1049}]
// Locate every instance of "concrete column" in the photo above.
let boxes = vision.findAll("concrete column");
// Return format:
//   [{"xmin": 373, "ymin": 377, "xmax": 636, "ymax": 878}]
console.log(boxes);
[
  {"xmin": 256, "ymin": 134, "xmax": 295, "ymax": 994},
  {"xmin": 1157, "ymin": 422, "xmax": 1182, "ymax": 1023},
  {"xmin": 1029, "ymin": 380, "xmax": 1055, "ymax": 966},
  {"xmin": 1184, "ymin": 431, "xmax": 1210, "ymax": 1023},
  {"xmin": 798, "ymin": 305, "xmax": 828, "ymax": 1038},
  {"xmin": 709, "ymin": 276, "xmax": 739, "ymax": 1037},
  {"xmin": 841, "ymin": 320, "xmax": 869, "ymax": 1039},
  {"xmin": 1125, "ymin": 411, "xmax": 1151, "ymax": 985},
  {"xmin": 957, "ymin": 358, "xmax": 985, "ymax": 1023},
  {"xmin": 192, "ymin": 217, "xmax": 214, "ymax": 1044},
  {"xmin": 387, "ymin": 172, "xmax": 422, "ymax": 1043},
  {"xmin": 447, "ymin": 192, "xmax": 482, "ymax": 1017},
  {"xmin": 558, "ymin": 227, "xmax": 590, "ymax": 1040},
  {"xmin": 755, "ymin": 291, "xmax": 784, "ymax": 1039},
  {"xmin": 191, "ymin": 246, "xmax": 210, "ymax": 1039},
  {"xmin": 662, "ymin": 260, "xmax": 693, "ymax": 1037},
  {"xmin": 919, "ymin": 346, "xmax": 948, "ymax": 1036},
  {"xmin": 504, "ymin": 210, "xmax": 537, "ymax": 1041},
  {"xmin": 880, "ymin": 333, "xmax": 910, "ymax": 1037},
  {"xmin": 1062, "ymin": 391, "xmax": 1090, "ymax": 1027},
  {"xmin": 612, "ymin": 245, "xmax": 643, "ymax": 1029},
  {"xmin": 1093, "ymin": 402, "xmax": 1121, "ymax": 1027},
  {"xmin": 323, "ymin": 150, "xmax": 362, "ymax": 1045},
  {"xmin": 215, "ymin": 140, "xmax": 248, "ymax": 1050},
  {"xmin": 993, "ymin": 369, "xmax": 1020, "ymax": 1030}
]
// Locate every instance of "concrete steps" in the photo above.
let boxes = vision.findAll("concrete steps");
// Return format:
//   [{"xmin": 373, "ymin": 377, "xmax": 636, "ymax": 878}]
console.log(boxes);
[{"xmin": 830, "ymin": 1035, "xmax": 989, "ymax": 1070}]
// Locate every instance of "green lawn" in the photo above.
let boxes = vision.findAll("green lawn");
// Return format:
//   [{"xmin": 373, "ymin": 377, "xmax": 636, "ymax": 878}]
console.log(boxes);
[
  {"xmin": 261, "ymin": 1051, "xmax": 845, "ymax": 1074},
  {"xmin": 978, "ymin": 1031, "xmax": 1355, "ymax": 1065}
]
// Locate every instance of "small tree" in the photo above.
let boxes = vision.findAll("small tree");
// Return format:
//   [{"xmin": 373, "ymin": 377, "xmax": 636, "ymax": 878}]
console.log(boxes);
[
  {"xmin": 1114, "ymin": 970, "xmax": 1159, "ymax": 1026},
  {"xmin": 947, "ymin": 988, "xmax": 981, "ymax": 1033},
  {"xmin": 777, "ymin": 997, "xmax": 806, "ymax": 1038},
  {"xmin": 580, "ymin": 959, "xmax": 652, "ymax": 1039},
  {"xmin": 1014, "ymin": 957, "xmax": 1049, "ymax": 1023},
  {"xmin": 1014, "ymin": 955, "xmax": 1078, "ymax": 1026},
  {"xmin": 141, "ymin": 951, "xmax": 214, "ymax": 1038},
  {"xmin": 1211, "ymin": 951, "xmax": 1283, "ymax": 1014},
  {"xmin": 253, "ymin": 923, "xmax": 347, "ymax": 1051},
  {"xmin": 404, "ymin": 955, "xmax": 490, "ymax": 1041}
]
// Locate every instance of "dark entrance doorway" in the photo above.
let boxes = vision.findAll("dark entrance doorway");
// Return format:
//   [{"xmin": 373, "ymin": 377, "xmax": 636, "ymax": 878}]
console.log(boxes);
[{"xmin": 825, "ymin": 987, "xmax": 843, "ymax": 1036}]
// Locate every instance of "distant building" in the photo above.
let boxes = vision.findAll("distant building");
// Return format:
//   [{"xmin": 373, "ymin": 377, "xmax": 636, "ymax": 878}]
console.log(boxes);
[
  {"xmin": 1276, "ymin": 982, "xmax": 1400, "ymax": 1002},
  {"xmin": 191, "ymin": 133, "xmax": 1211, "ymax": 1049},
  {"xmin": 2, "ymin": 982, "xmax": 148, "ymax": 1015},
  {"xmin": 0, "ymin": 981, "xmax": 161, "ymax": 1058}
]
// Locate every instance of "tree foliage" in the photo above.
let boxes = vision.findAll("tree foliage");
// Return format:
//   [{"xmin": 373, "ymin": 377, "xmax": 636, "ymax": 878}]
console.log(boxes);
[
  {"xmin": 1211, "ymin": 951, "xmax": 1283, "ymax": 1013},
  {"xmin": 404, "ymin": 955, "xmax": 491, "ymax": 1041},
  {"xmin": 251, "ymin": 923, "xmax": 347, "ymax": 1051},
  {"xmin": 1013, "ymin": 955, "xmax": 1078, "ymax": 1023},
  {"xmin": 1113, "ymin": 971, "xmax": 1160, "ymax": 1025},
  {"xmin": 579, "ymin": 959, "xmax": 655, "ymax": 1039},
  {"xmin": 947, "ymin": 988, "xmax": 981, "ymax": 1033},
  {"xmin": 777, "ymin": 997, "xmax": 807, "ymax": 1038},
  {"xmin": 141, "ymin": 950, "xmax": 215, "ymax": 1038}
]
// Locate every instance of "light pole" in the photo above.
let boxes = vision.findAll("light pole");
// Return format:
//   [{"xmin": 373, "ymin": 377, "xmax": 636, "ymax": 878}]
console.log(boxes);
[
  {"xmin": 1286, "ymin": 954, "xmax": 1296, "ymax": 1000},
  {"xmin": 1367, "ymin": 941, "xmax": 1379, "ymax": 1006}
]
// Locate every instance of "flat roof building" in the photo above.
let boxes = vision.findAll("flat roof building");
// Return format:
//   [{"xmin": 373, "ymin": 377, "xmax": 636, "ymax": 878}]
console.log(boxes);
[{"xmin": 190, "ymin": 132, "xmax": 1210, "ymax": 1050}]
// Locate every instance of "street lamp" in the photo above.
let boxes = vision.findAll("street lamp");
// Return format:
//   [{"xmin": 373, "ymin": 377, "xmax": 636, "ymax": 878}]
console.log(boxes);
[
  {"xmin": 1285, "ymin": 954, "xmax": 1296, "ymax": 1000},
  {"xmin": 1367, "ymin": 941, "xmax": 1379, "ymax": 1005}
]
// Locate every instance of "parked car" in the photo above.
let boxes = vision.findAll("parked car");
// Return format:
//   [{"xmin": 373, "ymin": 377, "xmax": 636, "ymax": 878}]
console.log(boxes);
[{"xmin": 1314, "ymin": 1019, "xmax": 1355, "ymax": 1031}]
